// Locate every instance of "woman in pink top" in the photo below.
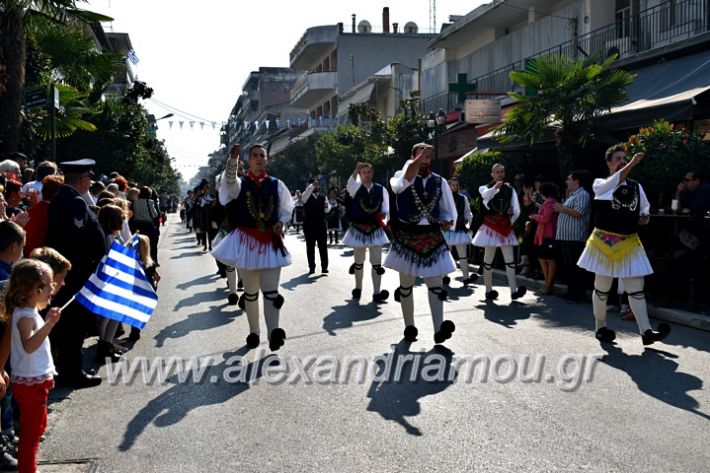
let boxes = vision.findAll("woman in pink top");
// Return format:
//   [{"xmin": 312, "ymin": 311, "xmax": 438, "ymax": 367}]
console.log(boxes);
[{"xmin": 530, "ymin": 182, "xmax": 560, "ymax": 294}]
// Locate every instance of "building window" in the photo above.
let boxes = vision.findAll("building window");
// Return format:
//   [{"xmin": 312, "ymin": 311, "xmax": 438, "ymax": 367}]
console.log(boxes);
[
  {"xmin": 660, "ymin": 0, "xmax": 677, "ymax": 31},
  {"xmin": 615, "ymin": 0, "xmax": 632, "ymax": 38}
]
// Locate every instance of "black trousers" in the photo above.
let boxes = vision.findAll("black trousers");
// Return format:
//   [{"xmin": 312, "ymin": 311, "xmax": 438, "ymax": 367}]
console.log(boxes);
[
  {"xmin": 49, "ymin": 300, "xmax": 96, "ymax": 379},
  {"xmin": 560, "ymin": 240, "xmax": 587, "ymax": 298},
  {"xmin": 304, "ymin": 224, "xmax": 328, "ymax": 271}
]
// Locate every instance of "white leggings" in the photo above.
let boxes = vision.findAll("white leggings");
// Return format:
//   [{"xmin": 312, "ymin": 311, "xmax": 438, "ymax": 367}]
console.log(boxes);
[
  {"xmin": 240, "ymin": 268, "xmax": 282, "ymax": 339},
  {"xmin": 397, "ymin": 274, "xmax": 445, "ymax": 333},
  {"xmin": 226, "ymin": 267, "xmax": 242, "ymax": 295},
  {"xmin": 352, "ymin": 247, "xmax": 383, "ymax": 294},
  {"xmin": 482, "ymin": 246, "xmax": 517, "ymax": 293},
  {"xmin": 451, "ymin": 244, "xmax": 470, "ymax": 279},
  {"xmin": 592, "ymin": 275, "xmax": 652, "ymax": 334}
]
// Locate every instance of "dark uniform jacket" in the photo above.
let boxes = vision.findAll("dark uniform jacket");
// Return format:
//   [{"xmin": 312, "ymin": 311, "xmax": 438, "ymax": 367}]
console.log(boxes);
[{"xmin": 45, "ymin": 185, "xmax": 106, "ymax": 304}]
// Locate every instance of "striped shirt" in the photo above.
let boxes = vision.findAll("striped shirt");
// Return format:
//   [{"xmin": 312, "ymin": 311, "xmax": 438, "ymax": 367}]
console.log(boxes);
[
  {"xmin": 132, "ymin": 198, "xmax": 158, "ymax": 223},
  {"xmin": 555, "ymin": 187, "xmax": 591, "ymax": 241}
]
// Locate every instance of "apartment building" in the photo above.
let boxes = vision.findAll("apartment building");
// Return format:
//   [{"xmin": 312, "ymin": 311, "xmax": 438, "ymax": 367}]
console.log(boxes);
[
  {"xmin": 420, "ymin": 0, "xmax": 710, "ymax": 161},
  {"xmin": 288, "ymin": 8, "xmax": 437, "ymax": 138},
  {"xmin": 223, "ymin": 67, "xmax": 307, "ymax": 154}
]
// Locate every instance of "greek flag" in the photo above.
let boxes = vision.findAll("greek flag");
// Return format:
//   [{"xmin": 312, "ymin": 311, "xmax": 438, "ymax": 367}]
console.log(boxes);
[
  {"xmin": 129, "ymin": 233, "xmax": 140, "ymax": 252},
  {"xmin": 75, "ymin": 240, "xmax": 158, "ymax": 329},
  {"xmin": 127, "ymin": 49, "xmax": 140, "ymax": 65}
]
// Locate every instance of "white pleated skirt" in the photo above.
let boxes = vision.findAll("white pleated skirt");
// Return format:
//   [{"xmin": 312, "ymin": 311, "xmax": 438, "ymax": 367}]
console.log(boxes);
[
  {"xmin": 342, "ymin": 226, "xmax": 390, "ymax": 248},
  {"xmin": 472, "ymin": 224, "xmax": 518, "ymax": 247},
  {"xmin": 444, "ymin": 230, "xmax": 471, "ymax": 246},
  {"xmin": 211, "ymin": 229, "xmax": 291, "ymax": 270},
  {"xmin": 384, "ymin": 244, "xmax": 455, "ymax": 278},
  {"xmin": 577, "ymin": 243, "xmax": 653, "ymax": 278}
]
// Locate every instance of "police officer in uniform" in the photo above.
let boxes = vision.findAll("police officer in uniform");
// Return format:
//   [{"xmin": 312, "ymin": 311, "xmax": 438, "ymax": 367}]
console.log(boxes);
[{"xmin": 46, "ymin": 159, "xmax": 105, "ymax": 388}]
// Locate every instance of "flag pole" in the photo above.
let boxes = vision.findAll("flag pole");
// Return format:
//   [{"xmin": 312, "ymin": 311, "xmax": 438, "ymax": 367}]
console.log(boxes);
[{"xmin": 60, "ymin": 295, "xmax": 75, "ymax": 312}]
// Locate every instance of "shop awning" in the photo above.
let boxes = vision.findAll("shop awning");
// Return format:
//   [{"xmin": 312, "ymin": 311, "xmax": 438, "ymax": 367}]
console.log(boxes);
[
  {"xmin": 598, "ymin": 49, "xmax": 710, "ymax": 129},
  {"xmin": 454, "ymin": 147, "xmax": 490, "ymax": 164},
  {"xmin": 335, "ymin": 83, "xmax": 376, "ymax": 118}
]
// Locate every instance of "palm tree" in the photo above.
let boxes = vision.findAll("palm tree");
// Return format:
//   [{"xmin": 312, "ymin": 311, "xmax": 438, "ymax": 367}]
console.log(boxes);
[
  {"xmin": 0, "ymin": 0, "xmax": 111, "ymax": 154},
  {"xmin": 494, "ymin": 54, "xmax": 635, "ymax": 173}
]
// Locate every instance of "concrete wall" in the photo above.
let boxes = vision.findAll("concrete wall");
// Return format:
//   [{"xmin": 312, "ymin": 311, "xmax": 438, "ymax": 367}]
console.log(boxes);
[{"xmin": 335, "ymin": 33, "xmax": 435, "ymax": 96}]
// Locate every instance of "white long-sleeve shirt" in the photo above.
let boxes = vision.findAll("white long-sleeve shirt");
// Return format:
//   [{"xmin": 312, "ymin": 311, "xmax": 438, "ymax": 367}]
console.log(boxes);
[
  {"xmin": 218, "ymin": 159, "xmax": 294, "ymax": 224},
  {"xmin": 478, "ymin": 183, "xmax": 521, "ymax": 224},
  {"xmin": 456, "ymin": 193, "xmax": 473, "ymax": 227},
  {"xmin": 301, "ymin": 183, "xmax": 331, "ymax": 213},
  {"xmin": 389, "ymin": 160, "xmax": 457, "ymax": 225},
  {"xmin": 592, "ymin": 169, "xmax": 650, "ymax": 216},
  {"xmin": 346, "ymin": 175, "xmax": 390, "ymax": 218}
]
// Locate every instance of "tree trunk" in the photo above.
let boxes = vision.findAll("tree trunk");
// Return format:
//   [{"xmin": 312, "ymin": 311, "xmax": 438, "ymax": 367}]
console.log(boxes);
[{"xmin": 0, "ymin": 6, "xmax": 26, "ymax": 154}]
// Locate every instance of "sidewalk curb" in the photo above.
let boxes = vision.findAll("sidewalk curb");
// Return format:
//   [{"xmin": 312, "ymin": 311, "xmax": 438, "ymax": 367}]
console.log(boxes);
[{"xmin": 490, "ymin": 269, "xmax": 710, "ymax": 333}]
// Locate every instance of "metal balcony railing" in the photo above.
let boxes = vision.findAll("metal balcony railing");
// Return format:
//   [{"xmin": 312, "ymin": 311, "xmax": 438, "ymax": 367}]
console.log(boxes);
[{"xmin": 428, "ymin": 0, "xmax": 709, "ymax": 106}]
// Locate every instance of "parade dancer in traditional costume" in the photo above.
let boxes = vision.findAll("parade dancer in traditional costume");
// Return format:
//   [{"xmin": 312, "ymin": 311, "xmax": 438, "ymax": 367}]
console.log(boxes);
[
  {"xmin": 384, "ymin": 143, "xmax": 457, "ymax": 344},
  {"xmin": 442, "ymin": 177, "xmax": 478, "ymax": 287},
  {"xmin": 211, "ymin": 173, "xmax": 245, "ymax": 307},
  {"xmin": 472, "ymin": 163, "xmax": 526, "ymax": 301},
  {"xmin": 577, "ymin": 145, "xmax": 670, "ymax": 345},
  {"xmin": 212, "ymin": 144, "xmax": 294, "ymax": 351},
  {"xmin": 343, "ymin": 163, "xmax": 390, "ymax": 303}
]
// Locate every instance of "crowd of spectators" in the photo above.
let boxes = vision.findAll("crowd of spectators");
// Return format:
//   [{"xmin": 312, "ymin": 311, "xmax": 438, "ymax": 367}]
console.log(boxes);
[{"xmin": 0, "ymin": 152, "xmax": 165, "ymax": 472}]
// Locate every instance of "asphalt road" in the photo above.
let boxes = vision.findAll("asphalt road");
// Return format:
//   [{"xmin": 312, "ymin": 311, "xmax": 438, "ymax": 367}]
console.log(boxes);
[{"xmin": 41, "ymin": 218, "xmax": 710, "ymax": 472}]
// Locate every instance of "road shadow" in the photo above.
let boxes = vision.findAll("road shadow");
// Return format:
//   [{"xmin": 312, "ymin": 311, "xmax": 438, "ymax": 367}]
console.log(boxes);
[
  {"xmin": 281, "ymin": 273, "xmax": 325, "ymax": 291},
  {"xmin": 173, "ymin": 288, "xmax": 229, "ymax": 311},
  {"xmin": 599, "ymin": 344, "xmax": 710, "ymax": 421},
  {"xmin": 445, "ymin": 282, "xmax": 476, "ymax": 302},
  {"xmin": 366, "ymin": 342, "xmax": 457, "ymax": 436},
  {"xmin": 176, "ymin": 274, "xmax": 218, "ymax": 291},
  {"xmin": 322, "ymin": 300, "xmax": 384, "ymax": 335},
  {"xmin": 170, "ymin": 250, "xmax": 206, "ymax": 259},
  {"xmin": 474, "ymin": 300, "xmax": 540, "ymax": 329},
  {"xmin": 119, "ymin": 347, "xmax": 274, "ymax": 451},
  {"xmin": 153, "ymin": 304, "xmax": 240, "ymax": 348}
]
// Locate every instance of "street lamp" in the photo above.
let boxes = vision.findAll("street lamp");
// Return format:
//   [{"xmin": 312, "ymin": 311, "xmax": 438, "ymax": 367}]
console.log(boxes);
[
  {"xmin": 157, "ymin": 113, "xmax": 174, "ymax": 120},
  {"xmin": 427, "ymin": 108, "xmax": 446, "ymax": 162}
]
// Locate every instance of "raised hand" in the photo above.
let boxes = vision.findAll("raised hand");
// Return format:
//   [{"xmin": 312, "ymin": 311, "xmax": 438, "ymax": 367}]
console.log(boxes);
[
  {"xmin": 229, "ymin": 144, "xmax": 241, "ymax": 160},
  {"xmin": 46, "ymin": 307, "xmax": 62, "ymax": 327},
  {"xmin": 10, "ymin": 211, "xmax": 29, "ymax": 227}
]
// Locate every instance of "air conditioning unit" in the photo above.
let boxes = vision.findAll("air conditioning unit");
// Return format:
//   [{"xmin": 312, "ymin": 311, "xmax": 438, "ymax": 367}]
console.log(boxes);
[{"xmin": 604, "ymin": 37, "xmax": 631, "ymax": 59}]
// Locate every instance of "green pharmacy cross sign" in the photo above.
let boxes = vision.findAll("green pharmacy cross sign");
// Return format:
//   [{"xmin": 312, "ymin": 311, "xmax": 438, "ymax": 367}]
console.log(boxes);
[{"xmin": 448, "ymin": 73, "xmax": 477, "ymax": 103}]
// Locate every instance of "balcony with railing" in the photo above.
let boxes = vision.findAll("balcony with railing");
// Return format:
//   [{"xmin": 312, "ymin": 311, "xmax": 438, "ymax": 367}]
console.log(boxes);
[
  {"xmin": 290, "ymin": 25, "xmax": 339, "ymax": 70},
  {"xmin": 290, "ymin": 70, "xmax": 338, "ymax": 108},
  {"xmin": 424, "ymin": 0, "xmax": 710, "ymax": 111}
]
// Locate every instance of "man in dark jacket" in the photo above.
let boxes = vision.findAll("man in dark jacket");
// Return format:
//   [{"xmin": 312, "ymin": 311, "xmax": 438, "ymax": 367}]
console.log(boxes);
[
  {"xmin": 301, "ymin": 178, "xmax": 330, "ymax": 274},
  {"xmin": 45, "ymin": 159, "xmax": 106, "ymax": 388}
]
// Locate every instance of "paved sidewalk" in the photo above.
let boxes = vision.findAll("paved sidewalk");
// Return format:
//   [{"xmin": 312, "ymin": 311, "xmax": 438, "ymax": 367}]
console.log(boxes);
[{"xmin": 492, "ymin": 269, "xmax": 710, "ymax": 332}]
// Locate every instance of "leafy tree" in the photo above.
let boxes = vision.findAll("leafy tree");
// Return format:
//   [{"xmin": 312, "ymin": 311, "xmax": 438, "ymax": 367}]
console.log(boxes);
[
  {"xmin": 267, "ymin": 135, "xmax": 319, "ymax": 191},
  {"xmin": 0, "ymin": 0, "xmax": 111, "ymax": 153},
  {"xmin": 494, "ymin": 54, "xmax": 635, "ymax": 174},
  {"xmin": 624, "ymin": 120, "xmax": 710, "ymax": 203},
  {"xmin": 316, "ymin": 124, "xmax": 388, "ymax": 185},
  {"xmin": 385, "ymin": 91, "xmax": 430, "ymax": 172}
]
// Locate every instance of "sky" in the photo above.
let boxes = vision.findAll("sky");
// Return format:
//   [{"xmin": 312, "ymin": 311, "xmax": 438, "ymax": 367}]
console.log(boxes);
[{"xmin": 88, "ymin": 0, "xmax": 488, "ymax": 181}]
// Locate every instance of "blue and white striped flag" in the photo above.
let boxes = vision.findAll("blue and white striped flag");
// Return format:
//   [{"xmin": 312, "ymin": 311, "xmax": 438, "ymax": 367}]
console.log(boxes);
[
  {"xmin": 129, "ymin": 233, "xmax": 140, "ymax": 252},
  {"xmin": 75, "ymin": 240, "xmax": 158, "ymax": 329},
  {"xmin": 127, "ymin": 49, "xmax": 140, "ymax": 65}
]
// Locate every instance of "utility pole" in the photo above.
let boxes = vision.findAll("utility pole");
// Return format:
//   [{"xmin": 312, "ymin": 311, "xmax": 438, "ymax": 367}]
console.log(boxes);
[{"xmin": 429, "ymin": 0, "xmax": 437, "ymax": 33}]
